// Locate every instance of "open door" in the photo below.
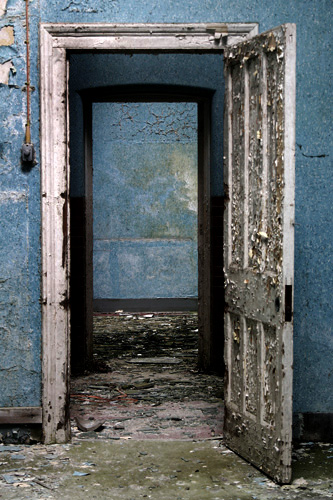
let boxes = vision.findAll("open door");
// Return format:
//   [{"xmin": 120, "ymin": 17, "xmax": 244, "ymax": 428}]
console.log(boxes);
[{"xmin": 223, "ymin": 24, "xmax": 296, "ymax": 483}]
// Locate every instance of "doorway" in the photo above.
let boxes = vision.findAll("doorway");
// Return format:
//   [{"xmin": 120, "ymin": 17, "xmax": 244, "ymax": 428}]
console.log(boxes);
[
  {"xmin": 70, "ymin": 84, "xmax": 214, "ymax": 374},
  {"xmin": 68, "ymin": 50, "xmax": 227, "ymax": 377},
  {"xmin": 40, "ymin": 23, "xmax": 258, "ymax": 442},
  {"xmin": 40, "ymin": 22, "xmax": 295, "ymax": 484},
  {"xmin": 69, "ymin": 83, "xmax": 225, "ymax": 439},
  {"xmin": 40, "ymin": 22, "xmax": 258, "ymax": 443}
]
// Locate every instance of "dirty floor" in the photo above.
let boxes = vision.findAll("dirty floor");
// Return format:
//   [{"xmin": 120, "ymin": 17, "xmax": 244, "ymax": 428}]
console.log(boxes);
[
  {"xmin": 71, "ymin": 313, "xmax": 223, "ymax": 440},
  {"xmin": 0, "ymin": 313, "xmax": 332, "ymax": 499},
  {"xmin": 0, "ymin": 440, "xmax": 332, "ymax": 499}
]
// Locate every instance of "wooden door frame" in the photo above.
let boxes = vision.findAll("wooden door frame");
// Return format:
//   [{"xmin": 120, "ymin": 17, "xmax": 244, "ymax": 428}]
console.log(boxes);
[{"xmin": 40, "ymin": 22, "xmax": 258, "ymax": 443}]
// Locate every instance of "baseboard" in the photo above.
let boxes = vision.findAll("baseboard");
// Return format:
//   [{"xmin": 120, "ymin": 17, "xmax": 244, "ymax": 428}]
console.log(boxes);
[
  {"xmin": 0, "ymin": 407, "xmax": 42, "ymax": 424},
  {"xmin": 293, "ymin": 412, "xmax": 333, "ymax": 442},
  {"xmin": 93, "ymin": 298, "xmax": 198, "ymax": 313}
]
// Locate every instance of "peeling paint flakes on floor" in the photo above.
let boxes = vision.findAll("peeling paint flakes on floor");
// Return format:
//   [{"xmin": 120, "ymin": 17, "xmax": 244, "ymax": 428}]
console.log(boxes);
[
  {"xmin": 1, "ymin": 315, "xmax": 332, "ymax": 498},
  {"xmin": 70, "ymin": 313, "xmax": 224, "ymax": 441}
]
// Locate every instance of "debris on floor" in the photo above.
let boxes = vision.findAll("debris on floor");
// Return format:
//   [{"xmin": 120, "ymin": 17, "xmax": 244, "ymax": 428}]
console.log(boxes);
[
  {"xmin": 1, "ymin": 313, "xmax": 332, "ymax": 499},
  {"xmin": 75, "ymin": 417, "xmax": 105, "ymax": 433},
  {"xmin": 0, "ymin": 440, "xmax": 332, "ymax": 499},
  {"xmin": 70, "ymin": 313, "xmax": 224, "ymax": 441}
]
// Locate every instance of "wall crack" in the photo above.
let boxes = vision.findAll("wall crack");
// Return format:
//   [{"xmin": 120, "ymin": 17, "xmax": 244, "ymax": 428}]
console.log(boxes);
[{"xmin": 296, "ymin": 143, "xmax": 329, "ymax": 159}]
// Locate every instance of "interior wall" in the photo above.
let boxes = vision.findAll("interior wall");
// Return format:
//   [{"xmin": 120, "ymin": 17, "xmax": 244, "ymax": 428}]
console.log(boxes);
[
  {"xmin": 0, "ymin": 0, "xmax": 41, "ymax": 407},
  {"xmin": 0, "ymin": 0, "xmax": 331, "ymax": 416},
  {"xmin": 92, "ymin": 101, "xmax": 198, "ymax": 303},
  {"xmin": 69, "ymin": 53, "xmax": 224, "ymax": 319}
]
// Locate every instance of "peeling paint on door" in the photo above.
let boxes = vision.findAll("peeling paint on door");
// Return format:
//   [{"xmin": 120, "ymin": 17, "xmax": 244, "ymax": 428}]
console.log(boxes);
[{"xmin": 223, "ymin": 24, "xmax": 296, "ymax": 484}]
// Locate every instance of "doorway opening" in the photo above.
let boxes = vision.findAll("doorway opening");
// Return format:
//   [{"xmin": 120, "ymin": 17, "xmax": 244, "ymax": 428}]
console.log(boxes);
[
  {"xmin": 41, "ymin": 22, "xmax": 296, "ymax": 484},
  {"xmin": 40, "ymin": 22, "xmax": 258, "ymax": 444},
  {"xmin": 69, "ymin": 83, "xmax": 224, "ymax": 439}
]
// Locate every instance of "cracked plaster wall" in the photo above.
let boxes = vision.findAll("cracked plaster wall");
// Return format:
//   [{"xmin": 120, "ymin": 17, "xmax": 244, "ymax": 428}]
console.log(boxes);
[
  {"xmin": 92, "ymin": 101, "xmax": 199, "ymax": 300},
  {"xmin": 0, "ymin": 0, "xmax": 331, "ymax": 413}
]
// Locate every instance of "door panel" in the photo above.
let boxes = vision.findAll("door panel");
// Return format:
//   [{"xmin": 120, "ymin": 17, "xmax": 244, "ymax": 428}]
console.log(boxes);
[{"xmin": 223, "ymin": 24, "xmax": 296, "ymax": 484}]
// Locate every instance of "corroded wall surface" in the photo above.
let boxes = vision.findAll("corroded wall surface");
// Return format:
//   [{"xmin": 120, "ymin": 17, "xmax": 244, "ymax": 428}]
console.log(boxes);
[
  {"xmin": 0, "ymin": 0, "xmax": 331, "ymax": 413},
  {"xmin": 93, "ymin": 101, "xmax": 198, "ymax": 299},
  {"xmin": 0, "ymin": 0, "xmax": 41, "ymax": 406}
]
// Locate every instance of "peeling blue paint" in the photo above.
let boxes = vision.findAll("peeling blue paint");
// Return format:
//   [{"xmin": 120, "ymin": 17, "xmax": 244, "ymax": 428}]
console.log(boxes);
[
  {"xmin": 69, "ymin": 52, "xmax": 224, "ymax": 304},
  {"xmin": 0, "ymin": 195, "xmax": 40, "ymax": 406},
  {"xmin": 0, "ymin": 0, "xmax": 41, "ymax": 407},
  {"xmin": 0, "ymin": 0, "xmax": 331, "ymax": 413},
  {"xmin": 93, "ymin": 102, "xmax": 198, "ymax": 300}
]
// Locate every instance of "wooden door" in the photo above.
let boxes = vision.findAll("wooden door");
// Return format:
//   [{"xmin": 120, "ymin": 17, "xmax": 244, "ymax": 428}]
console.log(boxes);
[{"xmin": 223, "ymin": 24, "xmax": 296, "ymax": 484}]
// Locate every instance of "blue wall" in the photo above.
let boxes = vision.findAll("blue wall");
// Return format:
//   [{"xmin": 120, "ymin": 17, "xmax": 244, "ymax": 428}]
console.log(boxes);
[
  {"xmin": 92, "ymin": 101, "xmax": 198, "ymax": 299},
  {"xmin": 69, "ymin": 53, "xmax": 224, "ymax": 197},
  {"xmin": 0, "ymin": 0, "xmax": 41, "ymax": 406},
  {"xmin": 68, "ymin": 52, "xmax": 224, "ymax": 301},
  {"xmin": 0, "ymin": 0, "xmax": 331, "ymax": 413}
]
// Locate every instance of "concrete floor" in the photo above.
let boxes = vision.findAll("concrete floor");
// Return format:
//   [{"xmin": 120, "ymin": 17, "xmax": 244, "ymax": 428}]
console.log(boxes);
[
  {"xmin": 0, "ymin": 439, "xmax": 332, "ymax": 499},
  {"xmin": 1, "ymin": 314, "xmax": 332, "ymax": 499}
]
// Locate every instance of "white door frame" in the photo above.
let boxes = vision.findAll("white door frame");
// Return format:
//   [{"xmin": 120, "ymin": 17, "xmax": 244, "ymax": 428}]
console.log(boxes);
[{"xmin": 40, "ymin": 22, "xmax": 258, "ymax": 443}]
